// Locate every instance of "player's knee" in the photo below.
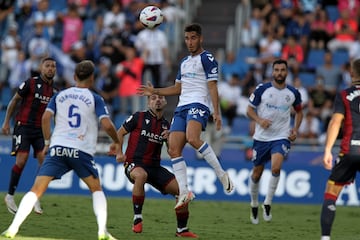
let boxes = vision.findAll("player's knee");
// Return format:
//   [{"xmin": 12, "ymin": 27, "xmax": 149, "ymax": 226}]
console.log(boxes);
[
  {"xmin": 186, "ymin": 137, "xmax": 200, "ymax": 149},
  {"xmin": 168, "ymin": 147, "xmax": 181, "ymax": 158}
]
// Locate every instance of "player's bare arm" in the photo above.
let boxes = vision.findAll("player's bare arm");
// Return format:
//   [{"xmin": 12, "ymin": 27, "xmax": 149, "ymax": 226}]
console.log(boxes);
[
  {"xmin": 289, "ymin": 108, "xmax": 303, "ymax": 142},
  {"xmin": 246, "ymin": 105, "xmax": 272, "ymax": 129},
  {"xmin": 208, "ymin": 80, "xmax": 222, "ymax": 130},
  {"xmin": 1, "ymin": 93, "xmax": 22, "ymax": 135},
  {"xmin": 323, "ymin": 113, "xmax": 343, "ymax": 170},
  {"xmin": 109, "ymin": 126, "xmax": 128, "ymax": 162},
  {"xmin": 137, "ymin": 81, "xmax": 181, "ymax": 96},
  {"xmin": 101, "ymin": 117, "xmax": 122, "ymax": 163}
]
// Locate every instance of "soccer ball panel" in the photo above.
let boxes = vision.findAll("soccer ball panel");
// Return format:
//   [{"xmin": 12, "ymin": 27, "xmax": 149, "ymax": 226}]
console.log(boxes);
[{"xmin": 139, "ymin": 6, "xmax": 164, "ymax": 29}]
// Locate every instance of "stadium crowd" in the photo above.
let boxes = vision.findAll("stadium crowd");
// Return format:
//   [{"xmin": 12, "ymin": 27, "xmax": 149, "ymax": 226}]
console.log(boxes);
[
  {"xmin": 0, "ymin": 0, "xmax": 185, "ymax": 121},
  {"xmin": 220, "ymin": 0, "xmax": 356, "ymax": 145},
  {"xmin": 0, "ymin": 0, "xmax": 356, "ymax": 146}
]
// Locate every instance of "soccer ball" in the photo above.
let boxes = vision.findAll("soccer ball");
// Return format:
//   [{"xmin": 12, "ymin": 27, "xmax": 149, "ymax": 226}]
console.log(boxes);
[{"xmin": 139, "ymin": 6, "xmax": 163, "ymax": 29}]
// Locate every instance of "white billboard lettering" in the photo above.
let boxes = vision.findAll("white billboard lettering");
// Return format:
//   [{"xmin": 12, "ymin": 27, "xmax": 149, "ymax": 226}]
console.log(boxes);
[
  {"xmin": 192, "ymin": 167, "xmax": 217, "ymax": 194},
  {"xmin": 337, "ymin": 184, "xmax": 360, "ymax": 206},
  {"xmin": 48, "ymin": 171, "xmax": 73, "ymax": 189},
  {"xmin": 102, "ymin": 164, "xmax": 126, "ymax": 191},
  {"xmin": 233, "ymin": 168, "xmax": 250, "ymax": 195},
  {"xmin": 286, "ymin": 171, "xmax": 311, "ymax": 197}
]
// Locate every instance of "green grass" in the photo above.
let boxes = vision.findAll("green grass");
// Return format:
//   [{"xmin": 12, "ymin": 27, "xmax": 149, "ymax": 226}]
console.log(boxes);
[{"xmin": 0, "ymin": 193, "xmax": 359, "ymax": 240}]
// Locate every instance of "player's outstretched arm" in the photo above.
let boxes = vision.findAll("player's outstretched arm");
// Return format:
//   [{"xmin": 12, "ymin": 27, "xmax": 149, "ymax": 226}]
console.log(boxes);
[{"xmin": 137, "ymin": 81, "xmax": 181, "ymax": 96}]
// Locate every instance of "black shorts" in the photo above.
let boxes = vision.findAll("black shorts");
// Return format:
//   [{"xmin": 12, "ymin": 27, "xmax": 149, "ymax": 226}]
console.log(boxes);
[
  {"xmin": 329, "ymin": 154, "xmax": 360, "ymax": 185},
  {"xmin": 124, "ymin": 162, "xmax": 175, "ymax": 194},
  {"xmin": 11, "ymin": 122, "xmax": 44, "ymax": 158}
]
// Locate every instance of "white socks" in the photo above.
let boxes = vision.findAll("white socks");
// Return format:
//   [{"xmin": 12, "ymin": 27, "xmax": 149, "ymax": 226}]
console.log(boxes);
[
  {"xmin": 93, "ymin": 191, "xmax": 107, "ymax": 236},
  {"xmin": 171, "ymin": 157, "xmax": 188, "ymax": 195},
  {"xmin": 250, "ymin": 177, "xmax": 259, "ymax": 207},
  {"xmin": 8, "ymin": 191, "xmax": 38, "ymax": 233},
  {"xmin": 197, "ymin": 142, "xmax": 225, "ymax": 178},
  {"xmin": 264, "ymin": 174, "xmax": 280, "ymax": 205}
]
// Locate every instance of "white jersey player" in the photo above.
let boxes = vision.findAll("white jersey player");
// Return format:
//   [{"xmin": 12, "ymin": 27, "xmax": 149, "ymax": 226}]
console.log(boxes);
[{"xmin": 1, "ymin": 60, "xmax": 121, "ymax": 240}]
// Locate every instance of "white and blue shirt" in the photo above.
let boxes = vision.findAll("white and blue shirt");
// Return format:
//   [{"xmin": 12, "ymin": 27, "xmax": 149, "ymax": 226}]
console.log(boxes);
[
  {"xmin": 46, "ymin": 87, "xmax": 110, "ymax": 156},
  {"xmin": 249, "ymin": 82, "xmax": 302, "ymax": 141},
  {"xmin": 175, "ymin": 50, "xmax": 218, "ymax": 108}
]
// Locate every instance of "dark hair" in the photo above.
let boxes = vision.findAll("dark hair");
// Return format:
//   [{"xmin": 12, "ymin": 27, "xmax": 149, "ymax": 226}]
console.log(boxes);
[
  {"xmin": 41, "ymin": 57, "xmax": 56, "ymax": 64},
  {"xmin": 184, "ymin": 23, "xmax": 202, "ymax": 35},
  {"xmin": 272, "ymin": 59, "xmax": 288, "ymax": 69},
  {"xmin": 352, "ymin": 58, "xmax": 360, "ymax": 78},
  {"xmin": 75, "ymin": 60, "xmax": 95, "ymax": 81}
]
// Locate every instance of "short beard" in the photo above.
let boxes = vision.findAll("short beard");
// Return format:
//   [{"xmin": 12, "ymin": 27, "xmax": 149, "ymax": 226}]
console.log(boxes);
[{"xmin": 274, "ymin": 78, "xmax": 286, "ymax": 84}]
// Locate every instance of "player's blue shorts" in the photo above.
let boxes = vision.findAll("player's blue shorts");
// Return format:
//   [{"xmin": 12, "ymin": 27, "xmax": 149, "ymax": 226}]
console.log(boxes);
[
  {"xmin": 170, "ymin": 103, "xmax": 210, "ymax": 132},
  {"xmin": 251, "ymin": 139, "xmax": 290, "ymax": 166},
  {"xmin": 38, "ymin": 145, "xmax": 99, "ymax": 180}
]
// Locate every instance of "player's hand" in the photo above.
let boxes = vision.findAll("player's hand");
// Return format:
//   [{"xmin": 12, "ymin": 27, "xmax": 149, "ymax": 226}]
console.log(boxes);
[
  {"xmin": 213, "ymin": 113, "xmax": 222, "ymax": 131},
  {"xmin": 259, "ymin": 118, "xmax": 272, "ymax": 129},
  {"xmin": 288, "ymin": 129, "xmax": 297, "ymax": 142},
  {"xmin": 323, "ymin": 151, "xmax": 333, "ymax": 170},
  {"xmin": 2, "ymin": 122, "xmax": 10, "ymax": 135},
  {"xmin": 137, "ymin": 81, "xmax": 154, "ymax": 96},
  {"xmin": 40, "ymin": 145, "xmax": 49, "ymax": 159},
  {"xmin": 109, "ymin": 143, "xmax": 126, "ymax": 163},
  {"xmin": 161, "ymin": 129, "xmax": 170, "ymax": 140}
]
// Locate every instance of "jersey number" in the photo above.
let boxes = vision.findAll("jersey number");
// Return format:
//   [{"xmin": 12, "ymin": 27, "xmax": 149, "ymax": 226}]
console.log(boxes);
[{"xmin": 68, "ymin": 104, "xmax": 81, "ymax": 128}]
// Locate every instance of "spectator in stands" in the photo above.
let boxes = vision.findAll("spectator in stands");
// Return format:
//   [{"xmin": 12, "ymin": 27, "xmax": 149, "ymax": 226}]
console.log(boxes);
[
  {"xmin": 135, "ymin": 24, "xmax": 170, "ymax": 87},
  {"xmin": 308, "ymin": 77, "xmax": 333, "ymax": 129},
  {"xmin": 241, "ymin": 7, "xmax": 263, "ymax": 47},
  {"xmin": 221, "ymin": 51, "xmax": 248, "ymax": 82},
  {"xmin": 100, "ymin": 22, "xmax": 127, "ymax": 65},
  {"xmin": 281, "ymin": 35, "xmax": 304, "ymax": 75},
  {"xmin": 8, "ymin": 50, "xmax": 31, "ymax": 95},
  {"xmin": 115, "ymin": 47, "xmax": 144, "ymax": 114},
  {"xmin": 315, "ymin": 51, "xmax": 342, "ymax": 96},
  {"xmin": 160, "ymin": 0, "xmax": 186, "ymax": 44},
  {"xmin": 27, "ymin": 23, "xmax": 50, "ymax": 76},
  {"xmin": 309, "ymin": 9, "xmax": 334, "ymax": 50},
  {"xmin": 70, "ymin": 40, "xmax": 93, "ymax": 63},
  {"xmin": 0, "ymin": 22, "xmax": 21, "ymax": 85},
  {"xmin": 258, "ymin": 31, "xmax": 282, "ymax": 80},
  {"xmin": 58, "ymin": 3, "xmax": 83, "ymax": 53},
  {"xmin": 94, "ymin": 56, "xmax": 118, "ymax": 117},
  {"xmin": 218, "ymin": 74, "xmax": 241, "ymax": 130},
  {"xmin": 340, "ymin": 61, "xmax": 352, "ymax": 89},
  {"xmin": 103, "ymin": 1, "xmax": 126, "ymax": 31},
  {"xmin": 32, "ymin": 0, "xmax": 56, "ymax": 41},
  {"xmin": 298, "ymin": 111, "xmax": 321, "ymax": 140},
  {"xmin": 261, "ymin": 10, "xmax": 285, "ymax": 41},
  {"xmin": 67, "ymin": 0, "xmax": 88, "ymax": 18},
  {"xmin": 292, "ymin": 76, "xmax": 309, "ymax": 109},
  {"xmin": 338, "ymin": 0, "xmax": 360, "ymax": 19},
  {"xmin": 298, "ymin": 0, "xmax": 320, "ymax": 13},
  {"xmin": 285, "ymin": 11, "xmax": 311, "ymax": 54},
  {"xmin": 327, "ymin": 9, "xmax": 358, "ymax": 53}
]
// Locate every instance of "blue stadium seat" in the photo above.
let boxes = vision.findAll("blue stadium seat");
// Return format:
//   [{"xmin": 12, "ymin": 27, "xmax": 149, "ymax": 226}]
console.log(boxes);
[
  {"xmin": 229, "ymin": 116, "xmax": 251, "ymax": 136},
  {"xmin": 325, "ymin": 5, "xmax": 340, "ymax": 23},
  {"xmin": 1, "ymin": 86, "xmax": 12, "ymax": 109},
  {"xmin": 49, "ymin": 0, "xmax": 67, "ymax": 12},
  {"xmin": 236, "ymin": 47, "xmax": 258, "ymax": 62},
  {"xmin": 332, "ymin": 50, "xmax": 349, "ymax": 66},
  {"xmin": 298, "ymin": 72, "xmax": 316, "ymax": 88},
  {"xmin": 306, "ymin": 49, "xmax": 325, "ymax": 69},
  {"xmin": 114, "ymin": 113, "xmax": 129, "ymax": 129},
  {"xmin": 82, "ymin": 19, "xmax": 96, "ymax": 39}
]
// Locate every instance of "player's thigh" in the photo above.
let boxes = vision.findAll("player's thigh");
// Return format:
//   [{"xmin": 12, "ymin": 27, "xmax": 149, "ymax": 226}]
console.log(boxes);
[
  {"xmin": 186, "ymin": 120, "xmax": 203, "ymax": 143},
  {"xmin": 31, "ymin": 175, "xmax": 54, "ymax": 197},
  {"xmin": 82, "ymin": 175, "xmax": 102, "ymax": 192},
  {"xmin": 130, "ymin": 166, "xmax": 148, "ymax": 184},
  {"xmin": 168, "ymin": 131, "xmax": 186, "ymax": 156},
  {"xmin": 147, "ymin": 167, "xmax": 176, "ymax": 195}
]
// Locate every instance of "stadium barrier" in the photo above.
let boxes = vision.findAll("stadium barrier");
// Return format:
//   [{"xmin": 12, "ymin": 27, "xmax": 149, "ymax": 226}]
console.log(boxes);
[{"xmin": 0, "ymin": 142, "xmax": 359, "ymax": 206}]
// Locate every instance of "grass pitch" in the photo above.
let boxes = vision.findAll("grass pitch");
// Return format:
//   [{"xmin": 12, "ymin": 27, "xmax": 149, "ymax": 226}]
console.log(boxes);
[{"xmin": 0, "ymin": 193, "xmax": 359, "ymax": 240}]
